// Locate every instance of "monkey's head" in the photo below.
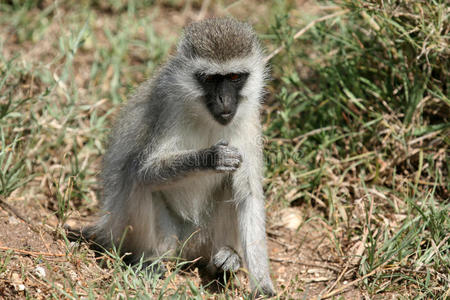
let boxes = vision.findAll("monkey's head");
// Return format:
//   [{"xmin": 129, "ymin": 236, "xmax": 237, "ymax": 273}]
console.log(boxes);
[{"xmin": 176, "ymin": 17, "xmax": 267, "ymax": 126}]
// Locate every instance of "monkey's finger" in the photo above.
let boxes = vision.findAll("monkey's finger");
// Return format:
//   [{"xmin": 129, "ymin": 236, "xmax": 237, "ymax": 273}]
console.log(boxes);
[
  {"xmin": 214, "ymin": 166, "xmax": 239, "ymax": 173},
  {"xmin": 220, "ymin": 165, "xmax": 240, "ymax": 172},
  {"xmin": 222, "ymin": 157, "xmax": 242, "ymax": 166},
  {"xmin": 220, "ymin": 254, "xmax": 241, "ymax": 272},
  {"xmin": 219, "ymin": 146, "xmax": 241, "ymax": 156},
  {"xmin": 225, "ymin": 147, "xmax": 243, "ymax": 160},
  {"xmin": 213, "ymin": 247, "xmax": 240, "ymax": 271},
  {"xmin": 223, "ymin": 152, "xmax": 243, "ymax": 164},
  {"xmin": 215, "ymin": 139, "xmax": 229, "ymax": 146},
  {"xmin": 232, "ymin": 158, "xmax": 242, "ymax": 168},
  {"xmin": 213, "ymin": 156, "xmax": 240, "ymax": 168}
]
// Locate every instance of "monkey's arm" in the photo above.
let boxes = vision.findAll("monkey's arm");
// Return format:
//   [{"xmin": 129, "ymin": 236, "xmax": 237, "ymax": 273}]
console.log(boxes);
[{"xmin": 137, "ymin": 141, "xmax": 242, "ymax": 189}]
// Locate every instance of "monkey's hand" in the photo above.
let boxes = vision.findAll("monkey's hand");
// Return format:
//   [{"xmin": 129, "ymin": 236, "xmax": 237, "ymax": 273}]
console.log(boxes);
[{"xmin": 205, "ymin": 140, "xmax": 242, "ymax": 173}]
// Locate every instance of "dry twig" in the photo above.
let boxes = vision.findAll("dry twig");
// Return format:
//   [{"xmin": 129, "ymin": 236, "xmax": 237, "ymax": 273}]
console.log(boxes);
[
  {"xmin": 0, "ymin": 246, "xmax": 68, "ymax": 258},
  {"xmin": 270, "ymin": 257, "xmax": 340, "ymax": 273}
]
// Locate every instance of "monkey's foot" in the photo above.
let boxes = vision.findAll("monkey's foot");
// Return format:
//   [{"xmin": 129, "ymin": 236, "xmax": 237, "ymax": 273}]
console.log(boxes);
[
  {"xmin": 213, "ymin": 246, "xmax": 241, "ymax": 273},
  {"xmin": 253, "ymin": 279, "xmax": 276, "ymax": 298},
  {"xmin": 138, "ymin": 260, "xmax": 167, "ymax": 279},
  {"xmin": 254, "ymin": 286, "xmax": 276, "ymax": 298}
]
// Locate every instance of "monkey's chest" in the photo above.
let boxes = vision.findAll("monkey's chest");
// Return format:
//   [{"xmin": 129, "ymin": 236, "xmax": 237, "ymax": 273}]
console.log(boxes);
[{"xmin": 160, "ymin": 173, "xmax": 227, "ymax": 225}]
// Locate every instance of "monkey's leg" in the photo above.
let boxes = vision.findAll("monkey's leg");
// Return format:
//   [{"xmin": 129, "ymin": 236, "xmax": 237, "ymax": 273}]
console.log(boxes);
[
  {"xmin": 236, "ymin": 197, "xmax": 275, "ymax": 297},
  {"xmin": 120, "ymin": 187, "xmax": 181, "ymax": 275},
  {"xmin": 233, "ymin": 170, "xmax": 276, "ymax": 297},
  {"xmin": 205, "ymin": 200, "xmax": 241, "ymax": 276}
]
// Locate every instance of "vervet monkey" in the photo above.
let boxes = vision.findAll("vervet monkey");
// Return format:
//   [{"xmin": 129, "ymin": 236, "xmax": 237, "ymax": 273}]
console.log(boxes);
[{"xmin": 89, "ymin": 17, "xmax": 275, "ymax": 296}]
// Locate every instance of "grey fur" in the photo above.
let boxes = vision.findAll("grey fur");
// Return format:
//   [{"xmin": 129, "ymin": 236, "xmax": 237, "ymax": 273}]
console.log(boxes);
[
  {"xmin": 178, "ymin": 17, "xmax": 258, "ymax": 62},
  {"xmin": 92, "ymin": 17, "xmax": 275, "ymax": 297}
]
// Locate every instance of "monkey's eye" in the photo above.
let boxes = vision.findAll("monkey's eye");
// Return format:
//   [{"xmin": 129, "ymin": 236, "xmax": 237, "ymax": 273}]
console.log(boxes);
[
  {"xmin": 195, "ymin": 73, "xmax": 215, "ymax": 83},
  {"xmin": 229, "ymin": 73, "xmax": 241, "ymax": 82}
]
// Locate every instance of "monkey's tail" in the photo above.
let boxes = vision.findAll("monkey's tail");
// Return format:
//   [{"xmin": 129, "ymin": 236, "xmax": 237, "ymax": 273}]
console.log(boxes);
[
  {"xmin": 64, "ymin": 224, "xmax": 109, "ymax": 254},
  {"xmin": 64, "ymin": 224, "xmax": 96, "ymax": 243}
]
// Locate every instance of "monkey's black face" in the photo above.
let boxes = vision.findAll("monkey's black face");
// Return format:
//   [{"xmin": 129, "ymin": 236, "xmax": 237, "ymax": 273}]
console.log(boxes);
[{"xmin": 195, "ymin": 72, "xmax": 249, "ymax": 125}]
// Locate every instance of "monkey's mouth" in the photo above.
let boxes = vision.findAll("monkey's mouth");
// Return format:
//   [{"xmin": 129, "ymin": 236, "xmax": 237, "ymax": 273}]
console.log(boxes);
[{"xmin": 215, "ymin": 112, "xmax": 235, "ymax": 125}]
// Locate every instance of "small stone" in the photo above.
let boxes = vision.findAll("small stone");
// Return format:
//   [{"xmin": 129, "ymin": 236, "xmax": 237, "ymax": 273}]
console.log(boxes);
[
  {"xmin": 69, "ymin": 270, "xmax": 78, "ymax": 281},
  {"xmin": 8, "ymin": 216, "xmax": 19, "ymax": 225},
  {"xmin": 277, "ymin": 208, "xmax": 303, "ymax": 231},
  {"xmin": 11, "ymin": 272, "xmax": 20, "ymax": 282},
  {"xmin": 35, "ymin": 266, "xmax": 46, "ymax": 278}
]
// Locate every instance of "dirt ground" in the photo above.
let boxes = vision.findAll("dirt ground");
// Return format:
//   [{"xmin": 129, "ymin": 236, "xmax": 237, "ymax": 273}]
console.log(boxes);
[{"xmin": 0, "ymin": 194, "xmax": 365, "ymax": 299}]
